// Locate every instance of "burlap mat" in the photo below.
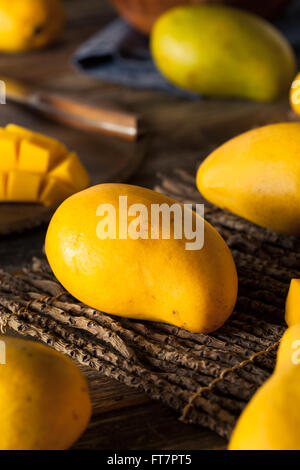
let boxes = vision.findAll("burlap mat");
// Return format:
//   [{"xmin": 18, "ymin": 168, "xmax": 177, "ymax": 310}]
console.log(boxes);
[{"xmin": 0, "ymin": 169, "xmax": 299, "ymax": 440}]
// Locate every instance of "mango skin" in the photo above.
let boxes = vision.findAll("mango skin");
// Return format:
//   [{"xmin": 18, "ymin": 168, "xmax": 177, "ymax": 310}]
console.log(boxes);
[
  {"xmin": 229, "ymin": 325, "xmax": 300, "ymax": 450},
  {"xmin": 0, "ymin": 336, "xmax": 91, "ymax": 450},
  {"xmin": 0, "ymin": 0, "xmax": 65, "ymax": 52},
  {"xmin": 45, "ymin": 184, "xmax": 238, "ymax": 334},
  {"xmin": 197, "ymin": 122, "xmax": 300, "ymax": 235},
  {"xmin": 151, "ymin": 5, "xmax": 296, "ymax": 102},
  {"xmin": 285, "ymin": 279, "xmax": 300, "ymax": 327}
]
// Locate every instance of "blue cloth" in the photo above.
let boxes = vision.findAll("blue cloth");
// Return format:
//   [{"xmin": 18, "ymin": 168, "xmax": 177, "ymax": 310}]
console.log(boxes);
[{"xmin": 74, "ymin": 1, "xmax": 300, "ymax": 96}]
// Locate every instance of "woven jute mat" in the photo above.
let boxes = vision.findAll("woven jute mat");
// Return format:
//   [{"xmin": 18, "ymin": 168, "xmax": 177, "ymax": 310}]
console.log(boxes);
[{"xmin": 0, "ymin": 169, "xmax": 299, "ymax": 441}]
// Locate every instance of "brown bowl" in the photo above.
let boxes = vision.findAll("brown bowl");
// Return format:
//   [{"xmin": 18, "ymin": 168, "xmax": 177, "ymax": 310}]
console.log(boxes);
[{"xmin": 110, "ymin": 0, "xmax": 292, "ymax": 34}]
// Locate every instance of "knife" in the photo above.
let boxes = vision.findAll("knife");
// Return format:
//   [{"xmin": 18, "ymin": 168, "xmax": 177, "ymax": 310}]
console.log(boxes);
[{"xmin": 1, "ymin": 77, "xmax": 139, "ymax": 141}]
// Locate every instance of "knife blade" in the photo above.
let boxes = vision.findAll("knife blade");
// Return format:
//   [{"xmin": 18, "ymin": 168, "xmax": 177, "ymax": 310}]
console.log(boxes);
[{"xmin": 2, "ymin": 77, "xmax": 139, "ymax": 141}]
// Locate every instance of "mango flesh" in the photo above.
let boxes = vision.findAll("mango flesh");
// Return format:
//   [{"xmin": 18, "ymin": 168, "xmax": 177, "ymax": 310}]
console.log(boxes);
[
  {"xmin": 0, "ymin": 124, "xmax": 90, "ymax": 206},
  {"xmin": 151, "ymin": 5, "xmax": 296, "ymax": 102},
  {"xmin": 285, "ymin": 279, "xmax": 300, "ymax": 327},
  {"xmin": 197, "ymin": 122, "xmax": 300, "ymax": 235},
  {"xmin": 6, "ymin": 123, "xmax": 67, "ymax": 155},
  {"xmin": 0, "ymin": 172, "xmax": 6, "ymax": 199},
  {"xmin": 49, "ymin": 152, "xmax": 91, "ymax": 193},
  {"xmin": 40, "ymin": 177, "xmax": 75, "ymax": 208},
  {"xmin": 0, "ymin": 129, "xmax": 19, "ymax": 170},
  {"xmin": 6, "ymin": 170, "xmax": 43, "ymax": 202},
  {"xmin": 45, "ymin": 184, "xmax": 238, "ymax": 334},
  {"xmin": 0, "ymin": 336, "xmax": 91, "ymax": 450},
  {"xmin": 229, "ymin": 325, "xmax": 300, "ymax": 450}
]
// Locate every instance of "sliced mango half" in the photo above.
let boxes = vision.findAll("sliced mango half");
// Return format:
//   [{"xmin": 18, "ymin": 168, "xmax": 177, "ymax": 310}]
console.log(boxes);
[{"xmin": 0, "ymin": 124, "xmax": 90, "ymax": 206}]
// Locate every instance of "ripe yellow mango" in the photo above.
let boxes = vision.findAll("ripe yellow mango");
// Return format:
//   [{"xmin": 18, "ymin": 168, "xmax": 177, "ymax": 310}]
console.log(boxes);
[
  {"xmin": 0, "ymin": 124, "xmax": 90, "ymax": 206},
  {"xmin": 45, "ymin": 184, "xmax": 238, "ymax": 333},
  {"xmin": 285, "ymin": 279, "xmax": 300, "ymax": 327},
  {"xmin": 197, "ymin": 122, "xmax": 300, "ymax": 235},
  {"xmin": 0, "ymin": 336, "xmax": 91, "ymax": 450},
  {"xmin": 229, "ymin": 324, "xmax": 300, "ymax": 450},
  {"xmin": 151, "ymin": 5, "xmax": 296, "ymax": 102},
  {"xmin": 0, "ymin": 0, "xmax": 65, "ymax": 52}
]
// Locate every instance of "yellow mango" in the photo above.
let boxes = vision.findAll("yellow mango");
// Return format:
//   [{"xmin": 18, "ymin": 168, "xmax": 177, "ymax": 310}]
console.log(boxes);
[
  {"xmin": 151, "ymin": 5, "xmax": 296, "ymax": 102},
  {"xmin": 49, "ymin": 152, "xmax": 91, "ymax": 192},
  {"xmin": 6, "ymin": 170, "xmax": 42, "ymax": 202},
  {"xmin": 45, "ymin": 184, "xmax": 238, "ymax": 333},
  {"xmin": 0, "ymin": 336, "xmax": 91, "ymax": 450},
  {"xmin": 0, "ymin": 172, "xmax": 6, "ymax": 199},
  {"xmin": 18, "ymin": 139, "xmax": 62, "ymax": 174},
  {"xmin": 0, "ymin": 0, "xmax": 65, "ymax": 53},
  {"xmin": 40, "ymin": 177, "xmax": 74, "ymax": 207},
  {"xmin": 229, "ymin": 324, "xmax": 300, "ymax": 450},
  {"xmin": 285, "ymin": 279, "xmax": 300, "ymax": 327},
  {"xmin": 0, "ymin": 129, "xmax": 19, "ymax": 171},
  {"xmin": 197, "ymin": 122, "xmax": 300, "ymax": 235}
]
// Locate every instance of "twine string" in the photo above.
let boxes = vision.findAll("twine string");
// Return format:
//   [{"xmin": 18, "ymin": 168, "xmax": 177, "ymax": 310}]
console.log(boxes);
[{"xmin": 180, "ymin": 340, "xmax": 281, "ymax": 422}]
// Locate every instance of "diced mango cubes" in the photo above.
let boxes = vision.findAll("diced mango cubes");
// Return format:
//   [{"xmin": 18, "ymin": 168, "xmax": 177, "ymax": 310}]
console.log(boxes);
[
  {"xmin": 0, "ymin": 129, "xmax": 19, "ymax": 171},
  {"xmin": 7, "ymin": 170, "xmax": 42, "ymax": 202},
  {"xmin": 18, "ymin": 139, "xmax": 61, "ymax": 174},
  {"xmin": 6, "ymin": 124, "xmax": 67, "ymax": 156},
  {"xmin": 0, "ymin": 124, "xmax": 90, "ymax": 206},
  {"xmin": 0, "ymin": 173, "xmax": 6, "ymax": 200},
  {"xmin": 40, "ymin": 177, "xmax": 74, "ymax": 207},
  {"xmin": 50, "ymin": 152, "xmax": 90, "ymax": 191}
]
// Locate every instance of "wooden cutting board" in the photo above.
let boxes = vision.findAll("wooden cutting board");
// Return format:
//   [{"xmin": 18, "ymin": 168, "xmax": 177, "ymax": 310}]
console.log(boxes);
[{"xmin": 0, "ymin": 101, "xmax": 145, "ymax": 235}]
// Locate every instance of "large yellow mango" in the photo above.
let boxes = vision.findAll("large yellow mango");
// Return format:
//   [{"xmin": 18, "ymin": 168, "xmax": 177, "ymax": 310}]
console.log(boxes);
[
  {"xmin": 45, "ymin": 184, "xmax": 238, "ymax": 333},
  {"xmin": 0, "ymin": 336, "xmax": 91, "ymax": 450},
  {"xmin": 151, "ymin": 5, "xmax": 296, "ymax": 102},
  {"xmin": 229, "ymin": 324, "xmax": 300, "ymax": 450},
  {"xmin": 197, "ymin": 122, "xmax": 300, "ymax": 235},
  {"xmin": 0, "ymin": 0, "xmax": 65, "ymax": 52}
]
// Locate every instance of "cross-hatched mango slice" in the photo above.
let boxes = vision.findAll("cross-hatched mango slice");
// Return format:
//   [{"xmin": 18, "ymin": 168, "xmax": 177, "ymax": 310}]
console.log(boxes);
[
  {"xmin": 0, "ymin": 173, "xmax": 6, "ymax": 200},
  {"xmin": 6, "ymin": 124, "xmax": 67, "ymax": 156},
  {"xmin": 0, "ymin": 125, "xmax": 90, "ymax": 206},
  {"xmin": 49, "ymin": 152, "xmax": 90, "ymax": 191},
  {"xmin": 0, "ymin": 129, "xmax": 19, "ymax": 171},
  {"xmin": 7, "ymin": 170, "xmax": 43, "ymax": 202},
  {"xmin": 18, "ymin": 139, "xmax": 62, "ymax": 174},
  {"xmin": 40, "ymin": 177, "xmax": 74, "ymax": 207}
]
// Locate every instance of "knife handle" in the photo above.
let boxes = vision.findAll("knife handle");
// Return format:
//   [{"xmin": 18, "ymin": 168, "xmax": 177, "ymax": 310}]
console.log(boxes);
[{"xmin": 37, "ymin": 92, "xmax": 139, "ymax": 141}]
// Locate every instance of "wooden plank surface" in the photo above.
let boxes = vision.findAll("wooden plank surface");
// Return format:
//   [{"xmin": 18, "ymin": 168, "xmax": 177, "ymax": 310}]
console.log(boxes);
[{"xmin": 0, "ymin": 0, "xmax": 296, "ymax": 450}]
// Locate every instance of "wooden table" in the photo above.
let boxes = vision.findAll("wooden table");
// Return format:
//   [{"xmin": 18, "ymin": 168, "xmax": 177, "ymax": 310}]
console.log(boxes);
[{"xmin": 0, "ymin": 0, "xmax": 294, "ymax": 450}]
